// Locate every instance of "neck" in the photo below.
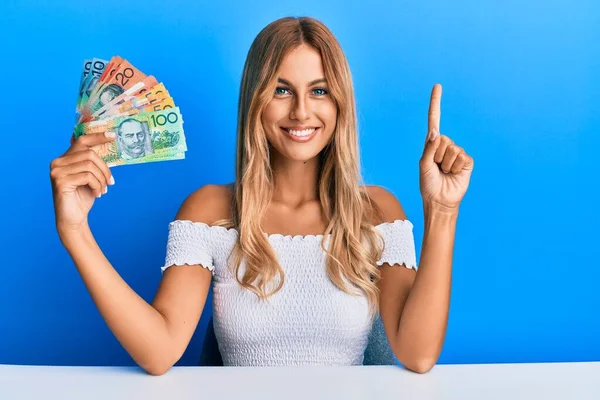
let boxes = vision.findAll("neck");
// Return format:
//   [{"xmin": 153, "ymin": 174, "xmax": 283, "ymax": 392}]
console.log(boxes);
[{"xmin": 270, "ymin": 154, "xmax": 320, "ymax": 208}]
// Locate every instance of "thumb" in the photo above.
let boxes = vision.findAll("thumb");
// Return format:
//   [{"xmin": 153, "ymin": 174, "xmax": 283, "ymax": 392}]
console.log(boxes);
[{"xmin": 420, "ymin": 129, "xmax": 441, "ymax": 169}]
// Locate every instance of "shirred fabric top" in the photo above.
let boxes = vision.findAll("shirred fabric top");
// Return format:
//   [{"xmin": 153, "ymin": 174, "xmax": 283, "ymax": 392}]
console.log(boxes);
[{"xmin": 162, "ymin": 219, "xmax": 418, "ymax": 366}]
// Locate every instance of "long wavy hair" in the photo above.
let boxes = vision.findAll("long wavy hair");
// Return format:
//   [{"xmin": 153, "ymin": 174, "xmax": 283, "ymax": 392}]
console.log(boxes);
[{"xmin": 213, "ymin": 16, "xmax": 386, "ymax": 319}]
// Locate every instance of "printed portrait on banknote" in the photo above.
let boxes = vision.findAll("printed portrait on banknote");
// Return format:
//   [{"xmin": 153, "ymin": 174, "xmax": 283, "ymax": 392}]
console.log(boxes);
[
  {"xmin": 96, "ymin": 84, "xmax": 125, "ymax": 111},
  {"xmin": 116, "ymin": 118, "xmax": 153, "ymax": 159}
]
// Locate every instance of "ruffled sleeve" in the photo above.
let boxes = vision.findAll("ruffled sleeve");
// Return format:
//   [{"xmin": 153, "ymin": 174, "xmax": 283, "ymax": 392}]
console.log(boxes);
[
  {"xmin": 161, "ymin": 220, "xmax": 215, "ymax": 275},
  {"xmin": 375, "ymin": 219, "xmax": 418, "ymax": 270}
]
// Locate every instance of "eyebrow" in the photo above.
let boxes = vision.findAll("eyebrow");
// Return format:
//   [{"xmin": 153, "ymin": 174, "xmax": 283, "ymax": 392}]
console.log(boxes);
[{"xmin": 277, "ymin": 78, "xmax": 327, "ymax": 86}]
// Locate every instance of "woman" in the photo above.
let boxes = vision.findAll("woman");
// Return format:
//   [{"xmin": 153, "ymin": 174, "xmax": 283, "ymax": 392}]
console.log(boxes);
[{"xmin": 49, "ymin": 17, "xmax": 474, "ymax": 375}]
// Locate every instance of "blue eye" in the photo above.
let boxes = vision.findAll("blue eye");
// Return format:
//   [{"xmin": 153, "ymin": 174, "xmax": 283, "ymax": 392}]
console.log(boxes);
[
  {"xmin": 313, "ymin": 88, "xmax": 328, "ymax": 96},
  {"xmin": 275, "ymin": 87, "xmax": 290, "ymax": 95}
]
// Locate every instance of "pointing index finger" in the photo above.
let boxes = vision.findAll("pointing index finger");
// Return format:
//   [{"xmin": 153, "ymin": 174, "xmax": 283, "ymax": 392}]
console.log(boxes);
[{"xmin": 428, "ymin": 83, "xmax": 442, "ymax": 134}]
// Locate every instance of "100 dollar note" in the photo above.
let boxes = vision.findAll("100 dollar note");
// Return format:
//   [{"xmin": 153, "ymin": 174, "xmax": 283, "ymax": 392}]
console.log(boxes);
[{"xmin": 74, "ymin": 107, "xmax": 187, "ymax": 167}]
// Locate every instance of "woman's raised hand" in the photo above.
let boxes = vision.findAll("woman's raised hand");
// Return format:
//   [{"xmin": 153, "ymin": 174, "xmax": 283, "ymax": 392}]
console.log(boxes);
[{"xmin": 50, "ymin": 132, "xmax": 116, "ymax": 234}]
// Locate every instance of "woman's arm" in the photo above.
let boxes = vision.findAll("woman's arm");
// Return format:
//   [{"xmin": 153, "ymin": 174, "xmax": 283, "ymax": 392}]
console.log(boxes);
[
  {"xmin": 370, "ymin": 186, "xmax": 456, "ymax": 374},
  {"xmin": 58, "ymin": 185, "xmax": 225, "ymax": 375},
  {"xmin": 61, "ymin": 226, "xmax": 209, "ymax": 375},
  {"xmin": 390, "ymin": 83, "xmax": 473, "ymax": 372},
  {"xmin": 393, "ymin": 203, "xmax": 456, "ymax": 373}
]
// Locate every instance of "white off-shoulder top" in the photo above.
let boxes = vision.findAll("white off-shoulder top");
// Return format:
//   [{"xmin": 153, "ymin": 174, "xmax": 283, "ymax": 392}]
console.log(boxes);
[{"xmin": 162, "ymin": 219, "xmax": 418, "ymax": 367}]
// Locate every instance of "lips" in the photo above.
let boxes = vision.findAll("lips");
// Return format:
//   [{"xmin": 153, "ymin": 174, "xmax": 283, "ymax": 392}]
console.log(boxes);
[{"xmin": 280, "ymin": 127, "xmax": 320, "ymax": 143}]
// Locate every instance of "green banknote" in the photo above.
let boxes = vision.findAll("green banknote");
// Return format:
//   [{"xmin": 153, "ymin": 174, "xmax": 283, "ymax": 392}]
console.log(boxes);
[{"xmin": 74, "ymin": 107, "xmax": 187, "ymax": 167}]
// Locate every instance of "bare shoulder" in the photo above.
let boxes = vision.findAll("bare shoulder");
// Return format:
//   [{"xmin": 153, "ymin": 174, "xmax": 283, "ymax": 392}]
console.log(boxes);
[
  {"xmin": 175, "ymin": 182, "xmax": 234, "ymax": 224},
  {"xmin": 363, "ymin": 185, "xmax": 408, "ymax": 225}
]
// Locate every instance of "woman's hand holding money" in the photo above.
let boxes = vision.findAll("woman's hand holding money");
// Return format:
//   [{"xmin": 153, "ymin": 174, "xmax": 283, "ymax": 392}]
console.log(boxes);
[{"xmin": 50, "ymin": 132, "xmax": 116, "ymax": 235}]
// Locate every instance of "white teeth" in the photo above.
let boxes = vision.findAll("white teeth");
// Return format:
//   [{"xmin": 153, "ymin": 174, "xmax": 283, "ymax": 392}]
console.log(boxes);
[{"xmin": 285, "ymin": 128, "xmax": 315, "ymax": 137}]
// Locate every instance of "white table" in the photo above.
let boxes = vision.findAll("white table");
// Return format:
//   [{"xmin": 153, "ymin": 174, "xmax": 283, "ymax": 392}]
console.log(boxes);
[{"xmin": 1, "ymin": 362, "xmax": 599, "ymax": 399}]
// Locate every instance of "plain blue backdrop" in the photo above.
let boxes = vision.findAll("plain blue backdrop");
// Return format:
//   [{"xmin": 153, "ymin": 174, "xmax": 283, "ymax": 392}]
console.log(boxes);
[{"xmin": 0, "ymin": 0, "xmax": 598, "ymax": 367}]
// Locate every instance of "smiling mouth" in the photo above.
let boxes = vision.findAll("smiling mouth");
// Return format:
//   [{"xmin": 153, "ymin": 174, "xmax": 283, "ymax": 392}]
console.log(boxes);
[{"xmin": 281, "ymin": 127, "xmax": 319, "ymax": 137}]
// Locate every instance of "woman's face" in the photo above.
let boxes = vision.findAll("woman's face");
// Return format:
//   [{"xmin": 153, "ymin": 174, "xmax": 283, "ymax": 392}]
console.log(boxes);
[{"xmin": 261, "ymin": 44, "xmax": 337, "ymax": 163}]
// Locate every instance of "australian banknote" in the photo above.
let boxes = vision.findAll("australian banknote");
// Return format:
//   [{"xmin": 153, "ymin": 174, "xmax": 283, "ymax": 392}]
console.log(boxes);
[{"xmin": 74, "ymin": 56, "xmax": 186, "ymax": 166}]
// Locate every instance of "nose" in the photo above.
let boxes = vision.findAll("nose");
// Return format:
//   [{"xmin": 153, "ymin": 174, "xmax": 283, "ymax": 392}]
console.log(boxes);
[{"xmin": 290, "ymin": 96, "xmax": 309, "ymax": 121}]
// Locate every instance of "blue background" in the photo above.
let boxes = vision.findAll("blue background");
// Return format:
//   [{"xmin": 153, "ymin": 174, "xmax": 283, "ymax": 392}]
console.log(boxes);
[{"xmin": 1, "ymin": 0, "xmax": 598, "ymax": 367}]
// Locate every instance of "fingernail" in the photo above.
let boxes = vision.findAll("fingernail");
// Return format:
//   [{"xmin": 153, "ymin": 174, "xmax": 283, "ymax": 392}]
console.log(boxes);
[
  {"xmin": 430, "ymin": 130, "xmax": 438, "ymax": 142},
  {"xmin": 96, "ymin": 194, "xmax": 102, "ymax": 199},
  {"xmin": 109, "ymin": 176, "xmax": 115, "ymax": 185},
  {"xmin": 105, "ymin": 131, "xmax": 116, "ymax": 138},
  {"xmin": 103, "ymin": 186, "xmax": 108, "ymax": 195}
]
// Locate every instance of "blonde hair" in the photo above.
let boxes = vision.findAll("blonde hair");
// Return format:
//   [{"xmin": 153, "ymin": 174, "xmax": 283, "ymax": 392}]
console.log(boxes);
[{"xmin": 213, "ymin": 16, "xmax": 386, "ymax": 319}]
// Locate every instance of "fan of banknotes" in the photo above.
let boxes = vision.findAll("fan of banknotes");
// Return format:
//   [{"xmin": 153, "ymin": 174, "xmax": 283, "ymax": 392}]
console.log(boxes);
[{"xmin": 73, "ymin": 56, "xmax": 187, "ymax": 167}]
